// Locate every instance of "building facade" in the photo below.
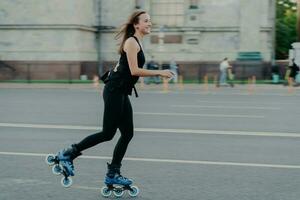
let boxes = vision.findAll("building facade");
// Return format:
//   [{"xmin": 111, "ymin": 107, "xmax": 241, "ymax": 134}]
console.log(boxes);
[{"xmin": 0, "ymin": 0, "xmax": 276, "ymax": 80}]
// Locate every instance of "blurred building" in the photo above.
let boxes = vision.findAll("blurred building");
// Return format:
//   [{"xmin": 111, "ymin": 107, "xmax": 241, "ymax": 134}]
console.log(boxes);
[{"xmin": 0, "ymin": 0, "xmax": 276, "ymax": 80}]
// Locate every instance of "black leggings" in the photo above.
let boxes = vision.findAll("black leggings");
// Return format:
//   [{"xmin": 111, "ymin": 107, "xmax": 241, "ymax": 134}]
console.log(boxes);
[{"xmin": 76, "ymin": 83, "xmax": 134, "ymax": 166}]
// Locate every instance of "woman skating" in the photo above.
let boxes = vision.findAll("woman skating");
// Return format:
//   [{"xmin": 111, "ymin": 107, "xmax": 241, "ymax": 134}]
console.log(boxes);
[{"xmin": 46, "ymin": 11, "xmax": 173, "ymax": 194}]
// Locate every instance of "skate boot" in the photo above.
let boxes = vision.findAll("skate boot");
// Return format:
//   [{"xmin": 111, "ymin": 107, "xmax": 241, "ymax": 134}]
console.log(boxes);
[
  {"xmin": 105, "ymin": 163, "xmax": 133, "ymax": 185},
  {"xmin": 56, "ymin": 144, "xmax": 81, "ymax": 176},
  {"xmin": 45, "ymin": 144, "xmax": 81, "ymax": 187},
  {"xmin": 101, "ymin": 163, "xmax": 139, "ymax": 198}
]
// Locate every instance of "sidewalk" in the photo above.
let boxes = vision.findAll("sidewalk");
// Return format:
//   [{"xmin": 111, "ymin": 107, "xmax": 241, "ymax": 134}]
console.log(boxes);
[
  {"xmin": 0, "ymin": 82, "xmax": 299, "ymax": 91},
  {"xmin": 0, "ymin": 83, "xmax": 95, "ymax": 89}
]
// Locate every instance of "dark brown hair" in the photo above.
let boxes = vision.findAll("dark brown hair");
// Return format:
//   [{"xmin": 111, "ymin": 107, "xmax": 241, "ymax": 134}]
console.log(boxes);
[{"xmin": 115, "ymin": 11, "xmax": 146, "ymax": 54}]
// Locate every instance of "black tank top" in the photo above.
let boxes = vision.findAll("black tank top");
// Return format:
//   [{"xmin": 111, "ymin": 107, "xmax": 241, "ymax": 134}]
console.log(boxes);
[{"xmin": 108, "ymin": 36, "xmax": 145, "ymax": 97}]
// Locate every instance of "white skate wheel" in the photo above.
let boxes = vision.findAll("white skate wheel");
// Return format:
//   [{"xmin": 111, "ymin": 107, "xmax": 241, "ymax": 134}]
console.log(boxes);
[
  {"xmin": 52, "ymin": 164, "xmax": 62, "ymax": 175},
  {"xmin": 45, "ymin": 154, "xmax": 56, "ymax": 165},
  {"xmin": 61, "ymin": 176, "xmax": 73, "ymax": 188},
  {"xmin": 113, "ymin": 187, "xmax": 124, "ymax": 197},
  {"xmin": 128, "ymin": 185, "xmax": 139, "ymax": 197},
  {"xmin": 100, "ymin": 186, "xmax": 112, "ymax": 197}
]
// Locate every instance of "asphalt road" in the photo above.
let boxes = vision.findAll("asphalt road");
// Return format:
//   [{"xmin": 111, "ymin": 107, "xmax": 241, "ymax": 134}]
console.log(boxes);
[{"xmin": 0, "ymin": 84, "xmax": 300, "ymax": 200}]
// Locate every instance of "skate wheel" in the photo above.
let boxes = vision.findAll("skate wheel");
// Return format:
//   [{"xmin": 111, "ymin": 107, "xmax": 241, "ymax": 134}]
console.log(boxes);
[
  {"xmin": 45, "ymin": 154, "xmax": 56, "ymax": 165},
  {"xmin": 100, "ymin": 186, "xmax": 112, "ymax": 197},
  {"xmin": 52, "ymin": 164, "xmax": 62, "ymax": 175},
  {"xmin": 113, "ymin": 187, "xmax": 124, "ymax": 198},
  {"xmin": 61, "ymin": 176, "xmax": 73, "ymax": 188},
  {"xmin": 128, "ymin": 185, "xmax": 139, "ymax": 197}
]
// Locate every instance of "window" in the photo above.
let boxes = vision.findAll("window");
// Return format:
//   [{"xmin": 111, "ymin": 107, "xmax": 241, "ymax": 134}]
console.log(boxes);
[
  {"xmin": 151, "ymin": 0, "xmax": 185, "ymax": 27},
  {"xmin": 186, "ymin": 38, "xmax": 199, "ymax": 45},
  {"xmin": 151, "ymin": 35, "xmax": 183, "ymax": 44},
  {"xmin": 135, "ymin": 0, "xmax": 144, "ymax": 9},
  {"xmin": 190, "ymin": 15, "xmax": 197, "ymax": 21},
  {"xmin": 189, "ymin": 0, "xmax": 198, "ymax": 9}
]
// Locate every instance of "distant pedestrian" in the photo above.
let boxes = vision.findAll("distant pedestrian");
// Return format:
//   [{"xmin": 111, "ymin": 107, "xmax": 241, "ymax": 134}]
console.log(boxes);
[
  {"xmin": 219, "ymin": 57, "xmax": 231, "ymax": 86},
  {"xmin": 289, "ymin": 59, "xmax": 299, "ymax": 86},
  {"xmin": 169, "ymin": 58, "xmax": 178, "ymax": 83},
  {"xmin": 227, "ymin": 64, "xmax": 235, "ymax": 87}
]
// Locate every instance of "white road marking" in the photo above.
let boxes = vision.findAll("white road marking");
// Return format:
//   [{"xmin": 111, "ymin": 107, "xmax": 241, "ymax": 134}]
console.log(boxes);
[
  {"xmin": 136, "ymin": 128, "xmax": 300, "ymax": 138},
  {"xmin": 171, "ymin": 105, "xmax": 280, "ymax": 110},
  {"xmin": 0, "ymin": 177, "xmax": 99, "ymax": 191},
  {"xmin": 0, "ymin": 122, "xmax": 97, "ymax": 130},
  {"xmin": 140, "ymin": 90, "xmax": 300, "ymax": 97},
  {"xmin": 0, "ymin": 122, "xmax": 299, "ymax": 138},
  {"xmin": 0, "ymin": 151, "xmax": 299, "ymax": 169},
  {"xmin": 134, "ymin": 112, "xmax": 264, "ymax": 118},
  {"xmin": 0, "ymin": 178, "xmax": 49, "ymax": 185},
  {"xmin": 196, "ymin": 100, "xmax": 296, "ymax": 106},
  {"xmin": 72, "ymin": 185, "xmax": 99, "ymax": 190}
]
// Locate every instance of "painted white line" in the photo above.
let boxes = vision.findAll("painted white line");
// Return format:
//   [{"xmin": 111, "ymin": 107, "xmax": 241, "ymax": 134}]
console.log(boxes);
[
  {"xmin": 141, "ymin": 91, "xmax": 300, "ymax": 97},
  {"xmin": 135, "ymin": 128, "xmax": 300, "ymax": 138},
  {"xmin": 0, "ymin": 122, "xmax": 299, "ymax": 138},
  {"xmin": 0, "ymin": 152, "xmax": 49, "ymax": 157},
  {"xmin": 0, "ymin": 151, "xmax": 299, "ymax": 169},
  {"xmin": 0, "ymin": 177, "xmax": 99, "ymax": 191},
  {"xmin": 134, "ymin": 112, "xmax": 264, "ymax": 119},
  {"xmin": 171, "ymin": 105, "xmax": 280, "ymax": 110},
  {"xmin": 72, "ymin": 185, "xmax": 99, "ymax": 190},
  {"xmin": 196, "ymin": 100, "xmax": 296, "ymax": 106},
  {"xmin": 0, "ymin": 122, "xmax": 97, "ymax": 130}
]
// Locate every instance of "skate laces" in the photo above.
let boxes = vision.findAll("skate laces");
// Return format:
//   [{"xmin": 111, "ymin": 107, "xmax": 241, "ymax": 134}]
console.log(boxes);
[
  {"xmin": 62, "ymin": 154, "xmax": 74, "ymax": 170},
  {"xmin": 68, "ymin": 161, "xmax": 74, "ymax": 170},
  {"xmin": 116, "ymin": 174, "xmax": 130, "ymax": 181},
  {"xmin": 117, "ymin": 175, "xmax": 126, "ymax": 180}
]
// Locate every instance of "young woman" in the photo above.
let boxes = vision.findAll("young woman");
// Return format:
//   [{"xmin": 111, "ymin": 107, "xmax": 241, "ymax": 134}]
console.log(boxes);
[
  {"xmin": 47, "ymin": 11, "xmax": 173, "ymax": 187},
  {"xmin": 288, "ymin": 59, "xmax": 299, "ymax": 86}
]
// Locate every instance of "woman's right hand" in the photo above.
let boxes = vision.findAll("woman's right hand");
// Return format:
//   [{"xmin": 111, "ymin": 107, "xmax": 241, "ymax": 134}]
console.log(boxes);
[{"xmin": 159, "ymin": 70, "xmax": 174, "ymax": 78}]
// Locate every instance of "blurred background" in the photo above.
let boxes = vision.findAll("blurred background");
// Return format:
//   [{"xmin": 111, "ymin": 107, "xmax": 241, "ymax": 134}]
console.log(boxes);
[
  {"xmin": 0, "ymin": 0, "xmax": 298, "ymax": 84},
  {"xmin": 1, "ymin": 1, "xmax": 300, "ymax": 200}
]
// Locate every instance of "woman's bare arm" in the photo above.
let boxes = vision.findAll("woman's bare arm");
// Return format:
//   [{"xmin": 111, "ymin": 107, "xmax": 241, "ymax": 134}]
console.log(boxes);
[{"xmin": 124, "ymin": 38, "xmax": 173, "ymax": 78}]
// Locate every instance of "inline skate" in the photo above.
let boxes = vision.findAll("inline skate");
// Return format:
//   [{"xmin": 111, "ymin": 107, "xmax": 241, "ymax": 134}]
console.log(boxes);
[
  {"xmin": 100, "ymin": 163, "xmax": 139, "ymax": 198},
  {"xmin": 45, "ymin": 144, "xmax": 81, "ymax": 187}
]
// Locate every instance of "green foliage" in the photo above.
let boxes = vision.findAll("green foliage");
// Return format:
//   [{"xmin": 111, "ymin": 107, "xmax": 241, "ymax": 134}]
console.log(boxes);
[{"xmin": 276, "ymin": 0, "xmax": 297, "ymax": 59}]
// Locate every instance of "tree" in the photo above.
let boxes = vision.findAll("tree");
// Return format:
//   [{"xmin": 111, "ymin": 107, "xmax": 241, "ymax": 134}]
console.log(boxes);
[{"xmin": 276, "ymin": 0, "xmax": 297, "ymax": 59}]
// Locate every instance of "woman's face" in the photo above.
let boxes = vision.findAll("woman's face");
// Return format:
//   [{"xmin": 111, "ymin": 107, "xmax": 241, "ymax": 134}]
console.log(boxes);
[{"xmin": 135, "ymin": 13, "xmax": 152, "ymax": 35}]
